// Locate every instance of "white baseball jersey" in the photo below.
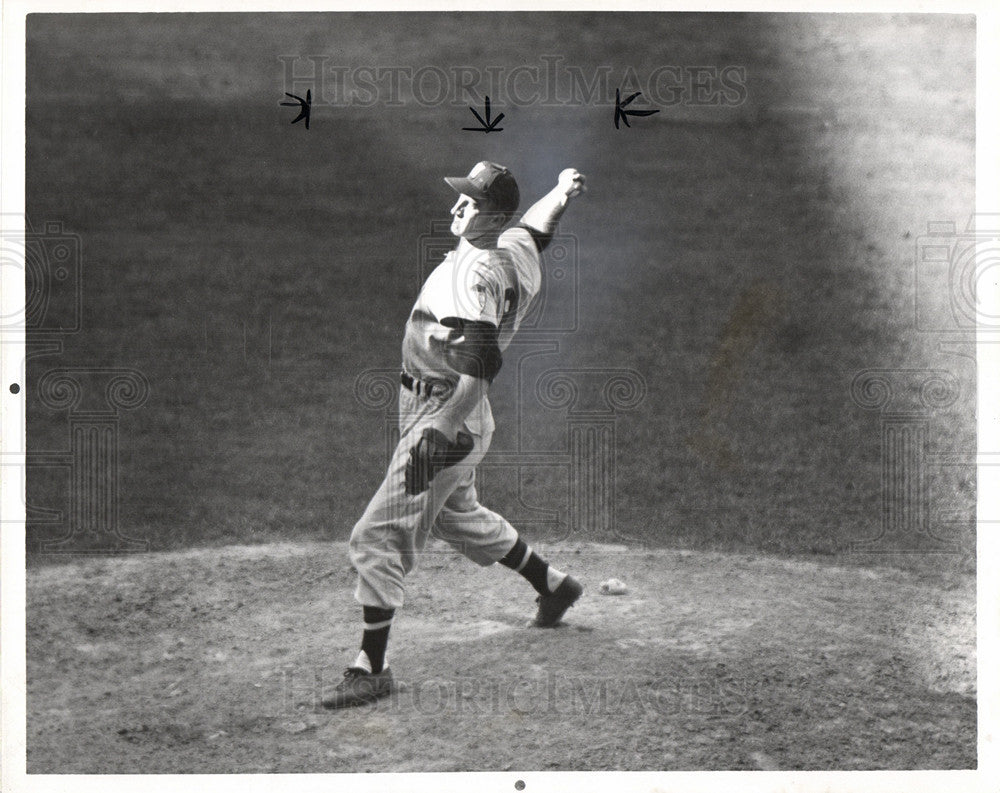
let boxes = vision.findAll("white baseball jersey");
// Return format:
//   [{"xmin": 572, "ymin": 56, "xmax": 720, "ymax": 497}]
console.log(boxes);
[{"xmin": 401, "ymin": 226, "xmax": 541, "ymax": 384}]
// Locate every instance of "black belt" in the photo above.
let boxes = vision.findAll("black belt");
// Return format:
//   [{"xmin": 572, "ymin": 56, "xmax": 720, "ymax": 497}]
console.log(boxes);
[{"xmin": 401, "ymin": 371, "xmax": 447, "ymax": 398}]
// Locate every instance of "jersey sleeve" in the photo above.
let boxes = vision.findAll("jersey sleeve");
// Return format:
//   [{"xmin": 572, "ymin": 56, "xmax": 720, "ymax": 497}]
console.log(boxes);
[
  {"xmin": 516, "ymin": 223, "xmax": 553, "ymax": 252},
  {"xmin": 498, "ymin": 226, "xmax": 542, "ymax": 306}
]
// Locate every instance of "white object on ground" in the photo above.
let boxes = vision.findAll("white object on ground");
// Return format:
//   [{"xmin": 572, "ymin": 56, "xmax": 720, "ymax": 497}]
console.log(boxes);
[{"xmin": 599, "ymin": 578, "xmax": 629, "ymax": 595}]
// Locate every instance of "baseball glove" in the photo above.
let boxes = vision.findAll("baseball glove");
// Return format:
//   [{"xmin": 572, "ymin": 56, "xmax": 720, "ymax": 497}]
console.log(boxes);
[{"xmin": 405, "ymin": 427, "xmax": 475, "ymax": 495}]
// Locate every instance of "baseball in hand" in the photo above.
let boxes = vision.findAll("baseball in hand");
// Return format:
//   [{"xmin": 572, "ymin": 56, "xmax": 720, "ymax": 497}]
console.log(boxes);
[{"xmin": 558, "ymin": 168, "xmax": 587, "ymax": 199}]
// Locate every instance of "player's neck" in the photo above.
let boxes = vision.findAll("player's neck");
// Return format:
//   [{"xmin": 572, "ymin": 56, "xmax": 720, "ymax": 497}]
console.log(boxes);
[{"xmin": 460, "ymin": 230, "xmax": 500, "ymax": 250}]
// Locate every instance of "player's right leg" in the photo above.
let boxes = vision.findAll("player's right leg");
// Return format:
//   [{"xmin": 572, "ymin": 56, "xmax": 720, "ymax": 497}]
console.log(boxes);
[
  {"xmin": 323, "ymin": 445, "xmax": 412, "ymax": 709},
  {"xmin": 324, "ymin": 389, "xmax": 490, "ymax": 709}
]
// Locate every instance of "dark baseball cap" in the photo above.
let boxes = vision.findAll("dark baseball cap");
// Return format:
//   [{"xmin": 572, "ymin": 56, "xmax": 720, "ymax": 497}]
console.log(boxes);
[{"xmin": 444, "ymin": 161, "xmax": 520, "ymax": 216}]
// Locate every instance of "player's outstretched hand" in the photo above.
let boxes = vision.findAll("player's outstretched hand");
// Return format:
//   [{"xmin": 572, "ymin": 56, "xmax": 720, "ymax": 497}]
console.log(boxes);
[
  {"xmin": 405, "ymin": 427, "xmax": 475, "ymax": 495},
  {"xmin": 558, "ymin": 168, "xmax": 587, "ymax": 200}
]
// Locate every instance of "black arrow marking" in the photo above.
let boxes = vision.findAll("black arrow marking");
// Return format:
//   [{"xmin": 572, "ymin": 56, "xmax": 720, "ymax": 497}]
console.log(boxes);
[
  {"xmin": 462, "ymin": 95, "xmax": 504, "ymax": 133},
  {"xmin": 280, "ymin": 89, "xmax": 311, "ymax": 130},
  {"xmin": 614, "ymin": 88, "xmax": 659, "ymax": 129}
]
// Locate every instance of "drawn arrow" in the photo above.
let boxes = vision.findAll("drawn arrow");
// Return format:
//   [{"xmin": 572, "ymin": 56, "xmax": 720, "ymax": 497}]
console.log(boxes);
[
  {"xmin": 462, "ymin": 96, "xmax": 504, "ymax": 133},
  {"xmin": 280, "ymin": 89, "xmax": 311, "ymax": 130},
  {"xmin": 614, "ymin": 88, "xmax": 660, "ymax": 129}
]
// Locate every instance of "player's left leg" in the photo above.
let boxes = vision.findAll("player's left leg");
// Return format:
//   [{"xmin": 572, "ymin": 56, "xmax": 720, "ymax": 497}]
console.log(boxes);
[
  {"xmin": 433, "ymin": 455, "xmax": 583, "ymax": 627},
  {"xmin": 497, "ymin": 536, "xmax": 584, "ymax": 628},
  {"xmin": 431, "ymin": 465, "xmax": 518, "ymax": 563}
]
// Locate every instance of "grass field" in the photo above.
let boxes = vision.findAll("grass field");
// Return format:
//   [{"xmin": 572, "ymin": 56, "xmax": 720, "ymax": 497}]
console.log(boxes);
[
  {"xmin": 25, "ymin": 12, "xmax": 975, "ymax": 560},
  {"xmin": 20, "ymin": 11, "xmax": 978, "ymax": 773}
]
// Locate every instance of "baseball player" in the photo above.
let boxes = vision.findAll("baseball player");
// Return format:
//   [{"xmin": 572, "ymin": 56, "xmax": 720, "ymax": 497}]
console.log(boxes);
[{"xmin": 323, "ymin": 161, "xmax": 587, "ymax": 710}]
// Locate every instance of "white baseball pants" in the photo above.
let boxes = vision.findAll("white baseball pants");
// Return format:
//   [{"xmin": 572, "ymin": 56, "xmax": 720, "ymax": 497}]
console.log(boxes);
[{"xmin": 349, "ymin": 385, "xmax": 518, "ymax": 609}]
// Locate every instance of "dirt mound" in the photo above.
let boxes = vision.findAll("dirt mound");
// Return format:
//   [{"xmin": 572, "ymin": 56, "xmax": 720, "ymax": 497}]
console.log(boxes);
[{"xmin": 27, "ymin": 541, "xmax": 975, "ymax": 772}]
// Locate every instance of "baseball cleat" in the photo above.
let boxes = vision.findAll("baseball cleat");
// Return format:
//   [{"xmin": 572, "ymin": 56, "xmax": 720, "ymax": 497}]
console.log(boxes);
[
  {"xmin": 533, "ymin": 575, "xmax": 584, "ymax": 627},
  {"xmin": 321, "ymin": 666, "xmax": 394, "ymax": 710}
]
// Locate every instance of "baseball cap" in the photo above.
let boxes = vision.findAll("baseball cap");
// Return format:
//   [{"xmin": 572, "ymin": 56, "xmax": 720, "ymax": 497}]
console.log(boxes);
[{"xmin": 444, "ymin": 161, "xmax": 520, "ymax": 217}]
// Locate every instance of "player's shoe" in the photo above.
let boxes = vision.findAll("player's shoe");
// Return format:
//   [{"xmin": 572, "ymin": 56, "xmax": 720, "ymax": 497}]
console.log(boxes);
[
  {"xmin": 533, "ymin": 575, "xmax": 584, "ymax": 627},
  {"xmin": 321, "ymin": 666, "xmax": 394, "ymax": 710}
]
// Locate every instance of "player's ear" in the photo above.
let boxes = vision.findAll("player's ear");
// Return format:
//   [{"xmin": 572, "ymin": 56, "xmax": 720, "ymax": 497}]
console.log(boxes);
[{"xmin": 487, "ymin": 209, "xmax": 509, "ymax": 229}]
